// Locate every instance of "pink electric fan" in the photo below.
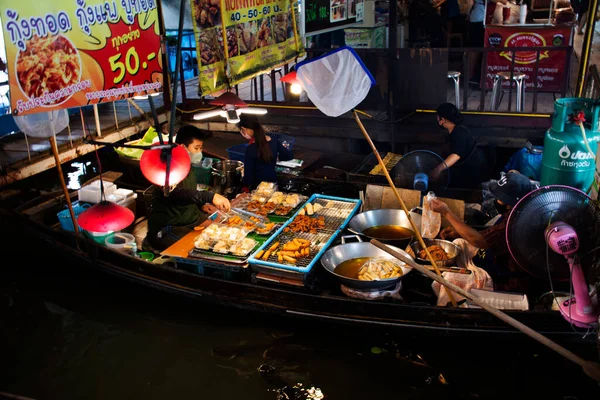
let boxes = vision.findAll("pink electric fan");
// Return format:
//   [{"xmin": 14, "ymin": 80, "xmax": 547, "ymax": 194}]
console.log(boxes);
[{"xmin": 506, "ymin": 185, "xmax": 600, "ymax": 328}]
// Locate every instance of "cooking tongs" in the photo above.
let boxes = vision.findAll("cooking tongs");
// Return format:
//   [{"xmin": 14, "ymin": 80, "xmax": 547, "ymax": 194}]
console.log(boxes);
[{"xmin": 229, "ymin": 208, "xmax": 268, "ymax": 229}]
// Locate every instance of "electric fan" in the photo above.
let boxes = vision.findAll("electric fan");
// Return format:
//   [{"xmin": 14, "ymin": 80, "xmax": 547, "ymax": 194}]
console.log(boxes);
[
  {"xmin": 391, "ymin": 150, "xmax": 450, "ymax": 194},
  {"xmin": 506, "ymin": 185, "xmax": 600, "ymax": 328}
]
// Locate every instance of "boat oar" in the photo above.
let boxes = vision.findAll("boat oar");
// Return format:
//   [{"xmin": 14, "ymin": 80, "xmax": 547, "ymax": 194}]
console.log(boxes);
[
  {"xmin": 370, "ymin": 238, "xmax": 600, "ymax": 383},
  {"xmin": 353, "ymin": 111, "xmax": 458, "ymax": 307}
]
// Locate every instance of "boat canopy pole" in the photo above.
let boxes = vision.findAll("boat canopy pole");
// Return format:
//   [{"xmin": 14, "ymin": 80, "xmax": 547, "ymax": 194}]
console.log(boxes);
[{"xmin": 576, "ymin": 0, "xmax": 599, "ymax": 97}]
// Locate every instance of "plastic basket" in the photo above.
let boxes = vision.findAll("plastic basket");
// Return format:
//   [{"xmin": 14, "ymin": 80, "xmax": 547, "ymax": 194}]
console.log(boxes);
[
  {"xmin": 57, "ymin": 202, "xmax": 90, "ymax": 232},
  {"xmin": 267, "ymin": 133, "xmax": 295, "ymax": 151},
  {"xmin": 226, "ymin": 134, "xmax": 295, "ymax": 164},
  {"xmin": 227, "ymin": 144, "xmax": 248, "ymax": 163}
]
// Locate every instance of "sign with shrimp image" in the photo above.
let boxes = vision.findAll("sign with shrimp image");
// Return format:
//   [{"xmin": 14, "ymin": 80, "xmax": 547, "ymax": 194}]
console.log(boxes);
[
  {"xmin": 191, "ymin": 0, "xmax": 304, "ymax": 96},
  {"xmin": 0, "ymin": 0, "xmax": 163, "ymax": 116}
]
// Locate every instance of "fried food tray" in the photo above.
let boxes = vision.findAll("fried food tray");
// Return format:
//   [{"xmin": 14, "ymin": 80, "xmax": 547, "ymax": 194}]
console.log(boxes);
[
  {"xmin": 236, "ymin": 192, "xmax": 308, "ymax": 217},
  {"xmin": 188, "ymin": 241, "xmax": 261, "ymax": 264},
  {"xmin": 248, "ymin": 194, "xmax": 362, "ymax": 274}
]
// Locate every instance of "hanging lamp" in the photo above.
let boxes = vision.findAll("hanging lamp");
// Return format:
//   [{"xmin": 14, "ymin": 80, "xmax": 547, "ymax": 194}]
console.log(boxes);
[
  {"xmin": 77, "ymin": 200, "xmax": 135, "ymax": 233},
  {"xmin": 280, "ymin": 70, "xmax": 303, "ymax": 95},
  {"xmin": 193, "ymin": 90, "xmax": 267, "ymax": 123},
  {"xmin": 139, "ymin": 144, "xmax": 191, "ymax": 186}
]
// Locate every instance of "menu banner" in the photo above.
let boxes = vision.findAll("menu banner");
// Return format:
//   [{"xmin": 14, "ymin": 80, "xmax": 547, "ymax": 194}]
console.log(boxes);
[
  {"xmin": 191, "ymin": 0, "xmax": 304, "ymax": 96},
  {"xmin": 484, "ymin": 26, "xmax": 572, "ymax": 92},
  {"xmin": 0, "ymin": 0, "xmax": 163, "ymax": 116}
]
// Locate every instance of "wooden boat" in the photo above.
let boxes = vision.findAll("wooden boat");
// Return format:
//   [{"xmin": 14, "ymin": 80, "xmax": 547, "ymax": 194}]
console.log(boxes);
[{"xmin": 1, "ymin": 173, "xmax": 597, "ymax": 346}]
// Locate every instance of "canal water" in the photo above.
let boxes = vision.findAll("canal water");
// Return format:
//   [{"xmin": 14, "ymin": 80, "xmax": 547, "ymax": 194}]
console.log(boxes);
[{"xmin": 1, "ymin": 250, "xmax": 599, "ymax": 400}]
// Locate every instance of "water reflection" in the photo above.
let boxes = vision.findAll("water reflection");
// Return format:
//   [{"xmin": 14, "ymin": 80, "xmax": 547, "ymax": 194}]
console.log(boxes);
[
  {"xmin": 66, "ymin": 162, "xmax": 90, "ymax": 190},
  {"xmin": 1, "ymin": 254, "xmax": 599, "ymax": 399}
]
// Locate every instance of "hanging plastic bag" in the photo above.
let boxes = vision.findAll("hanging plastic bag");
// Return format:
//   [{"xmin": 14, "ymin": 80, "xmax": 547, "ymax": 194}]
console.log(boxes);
[
  {"xmin": 115, "ymin": 126, "xmax": 160, "ymax": 160},
  {"xmin": 13, "ymin": 109, "xmax": 69, "ymax": 138},
  {"xmin": 295, "ymin": 46, "xmax": 375, "ymax": 117},
  {"xmin": 421, "ymin": 191, "xmax": 441, "ymax": 239}
]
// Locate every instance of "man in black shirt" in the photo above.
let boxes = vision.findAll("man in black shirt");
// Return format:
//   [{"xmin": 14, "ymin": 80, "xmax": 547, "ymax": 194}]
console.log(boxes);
[{"xmin": 431, "ymin": 103, "xmax": 490, "ymax": 189}]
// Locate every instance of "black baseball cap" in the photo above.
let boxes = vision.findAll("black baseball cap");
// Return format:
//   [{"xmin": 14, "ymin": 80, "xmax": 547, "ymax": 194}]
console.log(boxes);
[{"xmin": 489, "ymin": 172, "xmax": 533, "ymax": 206}]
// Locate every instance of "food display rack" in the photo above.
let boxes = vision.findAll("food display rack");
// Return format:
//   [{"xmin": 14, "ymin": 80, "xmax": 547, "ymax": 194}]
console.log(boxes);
[{"xmin": 248, "ymin": 194, "xmax": 362, "ymax": 281}]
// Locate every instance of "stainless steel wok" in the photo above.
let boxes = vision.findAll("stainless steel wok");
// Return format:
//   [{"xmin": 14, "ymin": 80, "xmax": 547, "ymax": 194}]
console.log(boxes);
[
  {"xmin": 320, "ymin": 235, "xmax": 413, "ymax": 290},
  {"xmin": 347, "ymin": 209, "xmax": 421, "ymax": 247}
]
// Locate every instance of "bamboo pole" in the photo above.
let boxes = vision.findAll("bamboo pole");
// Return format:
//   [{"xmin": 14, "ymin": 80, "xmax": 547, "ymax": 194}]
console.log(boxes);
[
  {"xmin": 371, "ymin": 239, "xmax": 600, "ymax": 383},
  {"xmin": 576, "ymin": 0, "xmax": 599, "ymax": 98},
  {"xmin": 49, "ymin": 136, "xmax": 79, "ymax": 235},
  {"xmin": 353, "ymin": 111, "xmax": 458, "ymax": 307}
]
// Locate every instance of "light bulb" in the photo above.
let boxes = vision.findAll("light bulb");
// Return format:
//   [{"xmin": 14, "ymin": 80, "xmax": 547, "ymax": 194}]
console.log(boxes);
[{"xmin": 291, "ymin": 83, "xmax": 303, "ymax": 95}]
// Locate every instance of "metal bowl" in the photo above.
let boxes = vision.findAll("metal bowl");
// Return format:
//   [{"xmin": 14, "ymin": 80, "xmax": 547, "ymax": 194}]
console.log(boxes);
[
  {"xmin": 320, "ymin": 236, "xmax": 413, "ymax": 291},
  {"xmin": 407, "ymin": 238, "xmax": 461, "ymax": 267}
]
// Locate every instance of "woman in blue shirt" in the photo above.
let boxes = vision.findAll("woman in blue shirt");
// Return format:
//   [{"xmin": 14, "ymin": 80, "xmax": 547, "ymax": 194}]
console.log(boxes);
[{"xmin": 237, "ymin": 114, "xmax": 294, "ymax": 189}]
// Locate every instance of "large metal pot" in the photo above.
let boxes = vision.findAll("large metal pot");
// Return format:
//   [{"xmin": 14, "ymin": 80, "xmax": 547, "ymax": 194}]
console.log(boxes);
[
  {"xmin": 211, "ymin": 160, "xmax": 244, "ymax": 193},
  {"xmin": 347, "ymin": 208, "xmax": 421, "ymax": 249},
  {"xmin": 321, "ymin": 235, "xmax": 413, "ymax": 290}
]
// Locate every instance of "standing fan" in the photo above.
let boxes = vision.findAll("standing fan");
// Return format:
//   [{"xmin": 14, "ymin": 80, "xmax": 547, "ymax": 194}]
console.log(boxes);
[
  {"xmin": 506, "ymin": 185, "xmax": 600, "ymax": 328},
  {"xmin": 392, "ymin": 150, "xmax": 450, "ymax": 193}
]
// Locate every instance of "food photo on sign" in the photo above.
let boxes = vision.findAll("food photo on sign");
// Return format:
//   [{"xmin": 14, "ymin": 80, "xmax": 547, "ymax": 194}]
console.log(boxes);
[
  {"xmin": 0, "ymin": 0, "xmax": 164, "ymax": 116},
  {"xmin": 330, "ymin": 0, "xmax": 347, "ymax": 22},
  {"xmin": 191, "ymin": 0, "xmax": 304, "ymax": 96}
]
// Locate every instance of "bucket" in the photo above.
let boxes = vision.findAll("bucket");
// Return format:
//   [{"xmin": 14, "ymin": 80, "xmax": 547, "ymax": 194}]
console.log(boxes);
[
  {"xmin": 211, "ymin": 160, "xmax": 244, "ymax": 193},
  {"xmin": 84, "ymin": 230, "xmax": 113, "ymax": 244},
  {"xmin": 138, "ymin": 251, "xmax": 155, "ymax": 262},
  {"xmin": 104, "ymin": 232, "xmax": 136, "ymax": 253}
]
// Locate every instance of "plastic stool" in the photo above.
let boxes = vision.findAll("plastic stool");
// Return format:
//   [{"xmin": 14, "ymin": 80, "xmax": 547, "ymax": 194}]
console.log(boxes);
[
  {"xmin": 489, "ymin": 72, "xmax": 526, "ymax": 112},
  {"xmin": 447, "ymin": 71, "xmax": 461, "ymax": 108}
]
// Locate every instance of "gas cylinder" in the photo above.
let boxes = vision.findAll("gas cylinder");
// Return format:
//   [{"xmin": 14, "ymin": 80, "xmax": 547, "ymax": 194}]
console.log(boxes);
[{"xmin": 540, "ymin": 98, "xmax": 600, "ymax": 190}]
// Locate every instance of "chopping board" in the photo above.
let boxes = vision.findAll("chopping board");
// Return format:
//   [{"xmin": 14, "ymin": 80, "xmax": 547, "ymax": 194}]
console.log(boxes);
[{"xmin": 363, "ymin": 184, "xmax": 465, "ymax": 221}]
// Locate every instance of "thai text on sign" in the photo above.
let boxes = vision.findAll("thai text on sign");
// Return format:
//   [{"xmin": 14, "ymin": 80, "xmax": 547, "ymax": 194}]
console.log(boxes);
[{"xmin": 0, "ymin": 0, "xmax": 163, "ymax": 115}]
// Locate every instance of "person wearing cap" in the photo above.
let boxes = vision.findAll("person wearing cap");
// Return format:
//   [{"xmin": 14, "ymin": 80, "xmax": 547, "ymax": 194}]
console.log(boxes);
[
  {"xmin": 430, "ymin": 171, "xmax": 536, "ymax": 293},
  {"xmin": 430, "ymin": 103, "xmax": 490, "ymax": 189}
]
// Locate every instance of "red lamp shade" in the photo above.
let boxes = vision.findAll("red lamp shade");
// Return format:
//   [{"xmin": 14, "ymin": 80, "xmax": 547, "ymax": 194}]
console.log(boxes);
[
  {"xmin": 281, "ymin": 70, "xmax": 300, "ymax": 85},
  {"xmin": 209, "ymin": 91, "xmax": 247, "ymax": 107},
  {"xmin": 77, "ymin": 201, "xmax": 135, "ymax": 233},
  {"xmin": 140, "ymin": 145, "xmax": 191, "ymax": 186}
]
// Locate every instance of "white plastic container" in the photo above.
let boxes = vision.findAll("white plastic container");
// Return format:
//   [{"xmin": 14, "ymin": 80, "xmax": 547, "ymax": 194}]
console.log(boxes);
[
  {"xmin": 467, "ymin": 288, "xmax": 529, "ymax": 311},
  {"xmin": 114, "ymin": 188, "xmax": 135, "ymax": 201},
  {"xmin": 519, "ymin": 4, "xmax": 527, "ymax": 24},
  {"xmin": 78, "ymin": 181, "xmax": 117, "ymax": 204},
  {"xmin": 105, "ymin": 232, "xmax": 136, "ymax": 254},
  {"xmin": 87, "ymin": 180, "xmax": 117, "ymax": 193}
]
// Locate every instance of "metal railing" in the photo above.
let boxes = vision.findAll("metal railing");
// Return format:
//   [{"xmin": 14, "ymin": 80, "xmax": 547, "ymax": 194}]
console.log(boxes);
[{"xmin": 173, "ymin": 45, "xmax": 573, "ymax": 115}]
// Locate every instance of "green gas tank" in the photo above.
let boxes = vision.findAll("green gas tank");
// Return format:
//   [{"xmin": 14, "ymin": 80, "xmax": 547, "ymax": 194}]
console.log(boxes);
[{"xmin": 540, "ymin": 98, "xmax": 600, "ymax": 190}]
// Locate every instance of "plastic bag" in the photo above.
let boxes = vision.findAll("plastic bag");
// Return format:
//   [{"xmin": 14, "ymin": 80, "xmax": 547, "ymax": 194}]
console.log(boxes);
[
  {"xmin": 114, "ymin": 126, "xmax": 159, "ymax": 160},
  {"xmin": 296, "ymin": 46, "xmax": 375, "ymax": 117},
  {"xmin": 431, "ymin": 239, "xmax": 494, "ymax": 307},
  {"xmin": 421, "ymin": 191, "xmax": 441, "ymax": 239},
  {"xmin": 13, "ymin": 109, "xmax": 68, "ymax": 138}
]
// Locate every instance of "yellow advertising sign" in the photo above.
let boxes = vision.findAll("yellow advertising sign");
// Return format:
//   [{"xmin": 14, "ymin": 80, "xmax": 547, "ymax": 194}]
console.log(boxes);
[
  {"xmin": 191, "ymin": 0, "xmax": 304, "ymax": 96},
  {"xmin": 0, "ymin": 0, "xmax": 163, "ymax": 116}
]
